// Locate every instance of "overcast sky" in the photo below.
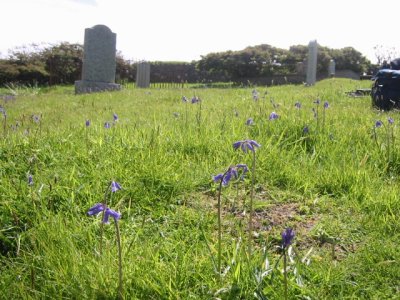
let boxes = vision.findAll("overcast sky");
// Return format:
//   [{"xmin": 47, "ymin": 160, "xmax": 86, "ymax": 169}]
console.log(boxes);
[{"xmin": 1, "ymin": 0, "xmax": 399, "ymax": 63}]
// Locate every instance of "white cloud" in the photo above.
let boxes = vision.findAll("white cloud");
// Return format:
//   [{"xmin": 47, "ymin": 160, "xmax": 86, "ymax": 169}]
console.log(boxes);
[{"xmin": 67, "ymin": 0, "xmax": 98, "ymax": 6}]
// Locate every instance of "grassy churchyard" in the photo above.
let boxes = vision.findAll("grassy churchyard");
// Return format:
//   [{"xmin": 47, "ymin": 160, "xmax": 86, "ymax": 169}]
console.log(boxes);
[{"xmin": 0, "ymin": 78, "xmax": 399, "ymax": 299}]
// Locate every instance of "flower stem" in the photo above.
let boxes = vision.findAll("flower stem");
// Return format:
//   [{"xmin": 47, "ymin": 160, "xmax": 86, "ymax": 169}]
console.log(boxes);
[
  {"xmin": 373, "ymin": 127, "xmax": 379, "ymax": 149},
  {"xmin": 217, "ymin": 177, "xmax": 224, "ymax": 280},
  {"xmin": 114, "ymin": 219, "xmax": 123, "ymax": 300},
  {"xmin": 248, "ymin": 151, "xmax": 256, "ymax": 255},
  {"xmin": 283, "ymin": 250, "xmax": 288, "ymax": 300},
  {"xmin": 3, "ymin": 114, "xmax": 7, "ymax": 136},
  {"xmin": 99, "ymin": 183, "xmax": 111, "ymax": 256}
]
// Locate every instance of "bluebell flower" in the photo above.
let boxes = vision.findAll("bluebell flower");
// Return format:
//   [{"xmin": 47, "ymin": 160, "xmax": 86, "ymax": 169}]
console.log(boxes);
[
  {"xmin": 87, "ymin": 203, "xmax": 105, "ymax": 216},
  {"xmin": 236, "ymin": 163, "xmax": 249, "ymax": 174},
  {"xmin": 295, "ymin": 102, "xmax": 301, "ymax": 109},
  {"xmin": 191, "ymin": 96, "xmax": 200, "ymax": 104},
  {"xmin": 314, "ymin": 99, "xmax": 320, "ymax": 105},
  {"xmin": 113, "ymin": 113, "xmax": 118, "ymax": 122},
  {"xmin": 375, "ymin": 120, "xmax": 383, "ymax": 128},
  {"xmin": 281, "ymin": 228, "xmax": 295, "ymax": 249},
  {"xmin": 213, "ymin": 164, "xmax": 248, "ymax": 186},
  {"xmin": 222, "ymin": 167, "xmax": 236, "ymax": 186},
  {"xmin": 87, "ymin": 203, "xmax": 121, "ymax": 223},
  {"xmin": 33, "ymin": 115, "xmax": 40, "ymax": 123},
  {"xmin": 28, "ymin": 174, "xmax": 33, "ymax": 186},
  {"xmin": 104, "ymin": 122, "xmax": 111, "ymax": 129},
  {"xmin": 246, "ymin": 118, "xmax": 254, "ymax": 126},
  {"xmin": 213, "ymin": 173, "xmax": 224, "ymax": 183},
  {"xmin": 111, "ymin": 181, "xmax": 122, "ymax": 192},
  {"xmin": 324, "ymin": 101, "xmax": 329, "ymax": 109},
  {"xmin": 388, "ymin": 117, "xmax": 394, "ymax": 124},
  {"xmin": 103, "ymin": 208, "xmax": 121, "ymax": 223},
  {"xmin": 85, "ymin": 119, "xmax": 90, "ymax": 127},
  {"xmin": 303, "ymin": 126, "xmax": 309, "ymax": 134},
  {"xmin": 269, "ymin": 112, "xmax": 279, "ymax": 120},
  {"xmin": 233, "ymin": 139, "xmax": 261, "ymax": 153},
  {"xmin": 252, "ymin": 89, "xmax": 259, "ymax": 101}
]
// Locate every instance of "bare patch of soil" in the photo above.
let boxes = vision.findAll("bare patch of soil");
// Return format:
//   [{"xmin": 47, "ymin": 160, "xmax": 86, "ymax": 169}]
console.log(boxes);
[{"xmin": 229, "ymin": 202, "xmax": 319, "ymax": 235}]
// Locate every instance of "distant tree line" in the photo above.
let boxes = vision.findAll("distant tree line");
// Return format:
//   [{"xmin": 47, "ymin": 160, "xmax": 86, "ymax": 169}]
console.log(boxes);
[
  {"xmin": 197, "ymin": 44, "xmax": 373, "ymax": 81},
  {"xmin": 0, "ymin": 42, "xmax": 374, "ymax": 87}
]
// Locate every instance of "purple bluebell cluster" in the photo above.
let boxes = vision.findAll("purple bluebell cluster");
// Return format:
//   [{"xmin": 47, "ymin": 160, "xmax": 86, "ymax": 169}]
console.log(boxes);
[
  {"xmin": 28, "ymin": 174, "xmax": 33, "ymax": 186},
  {"xmin": 252, "ymin": 89, "xmax": 259, "ymax": 101},
  {"xmin": 111, "ymin": 181, "xmax": 122, "ymax": 193},
  {"xmin": 32, "ymin": 115, "xmax": 40, "ymax": 123},
  {"xmin": 104, "ymin": 122, "xmax": 111, "ymax": 129},
  {"xmin": 233, "ymin": 140, "xmax": 261, "ymax": 153},
  {"xmin": 388, "ymin": 117, "xmax": 394, "ymax": 124},
  {"xmin": 324, "ymin": 101, "xmax": 329, "ymax": 109},
  {"xmin": 269, "ymin": 112, "xmax": 279, "ymax": 120},
  {"xmin": 281, "ymin": 228, "xmax": 295, "ymax": 249},
  {"xmin": 87, "ymin": 203, "xmax": 105, "ymax": 216},
  {"xmin": 375, "ymin": 120, "xmax": 383, "ymax": 128},
  {"xmin": 113, "ymin": 113, "xmax": 119, "ymax": 122},
  {"xmin": 87, "ymin": 203, "xmax": 121, "ymax": 224},
  {"xmin": 213, "ymin": 164, "xmax": 248, "ymax": 186},
  {"xmin": 295, "ymin": 102, "xmax": 301, "ymax": 109},
  {"xmin": 85, "ymin": 120, "xmax": 90, "ymax": 127},
  {"xmin": 246, "ymin": 118, "xmax": 254, "ymax": 126},
  {"xmin": 191, "ymin": 96, "xmax": 201, "ymax": 104}
]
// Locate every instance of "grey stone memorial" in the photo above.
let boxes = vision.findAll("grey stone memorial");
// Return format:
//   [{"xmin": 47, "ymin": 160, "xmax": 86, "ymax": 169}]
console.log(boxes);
[
  {"xmin": 296, "ymin": 62, "xmax": 306, "ymax": 75},
  {"xmin": 75, "ymin": 24, "xmax": 121, "ymax": 94},
  {"xmin": 136, "ymin": 61, "xmax": 151, "ymax": 88},
  {"xmin": 328, "ymin": 59, "xmax": 336, "ymax": 77},
  {"xmin": 306, "ymin": 40, "xmax": 318, "ymax": 85}
]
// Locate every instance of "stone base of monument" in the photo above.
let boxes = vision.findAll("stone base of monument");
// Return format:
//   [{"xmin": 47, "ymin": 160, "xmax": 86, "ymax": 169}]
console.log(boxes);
[{"xmin": 75, "ymin": 80, "xmax": 121, "ymax": 94}]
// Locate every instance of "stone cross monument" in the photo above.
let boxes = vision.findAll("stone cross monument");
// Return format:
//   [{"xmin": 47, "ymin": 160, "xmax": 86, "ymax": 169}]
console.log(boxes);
[
  {"xmin": 306, "ymin": 40, "xmax": 318, "ymax": 85},
  {"xmin": 75, "ymin": 25, "xmax": 121, "ymax": 94}
]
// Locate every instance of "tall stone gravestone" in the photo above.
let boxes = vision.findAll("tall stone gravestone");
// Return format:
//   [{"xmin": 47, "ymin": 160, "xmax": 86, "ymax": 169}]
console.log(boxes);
[
  {"xmin": 306, "ymin": 40, "xmax": 318, "ymax": 85},
  {"xmin": 75, "ymin": 25, "xmax": 121, "ymax": 94},
  {"xmin": 328, "ymin": 59, "xmax": 336, "ymax": 77},
  {"xmin": 136, "ymin": 61, "xmax": 151, "ymax": 88}
]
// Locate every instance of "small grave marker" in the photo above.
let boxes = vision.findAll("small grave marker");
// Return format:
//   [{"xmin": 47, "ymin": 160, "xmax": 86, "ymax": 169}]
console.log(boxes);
[{"xmin": 136, "ymin": 61, "xmax": 151, "ymax": 88}]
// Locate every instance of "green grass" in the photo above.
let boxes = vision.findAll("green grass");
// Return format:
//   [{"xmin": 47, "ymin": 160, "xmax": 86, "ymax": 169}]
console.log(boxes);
[{"xmin": 1, "ymin": 79, "xmax": 399, "ymax": 299}]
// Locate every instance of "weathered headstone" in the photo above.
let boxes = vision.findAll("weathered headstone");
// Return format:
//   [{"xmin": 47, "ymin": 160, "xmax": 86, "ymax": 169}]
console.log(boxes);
[
  {"xmin": 136, "ymin": 61, "xmax": 151, "ymax": 88},
  {"xmin": 75, "ymin": 24, "xmax": 121, "ymax": 94},
  {"xmin": 306, "ymin": 40, "xmax": 318, "ymax": 85},
  {"xmin": 296, "ymin": 62, "xmax": 306, "ymax": 75},
  {"xmin": 328, "ymin": 59, "xmax": 336, "ymax": 77}
]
